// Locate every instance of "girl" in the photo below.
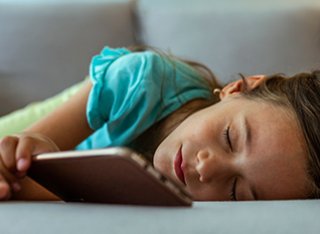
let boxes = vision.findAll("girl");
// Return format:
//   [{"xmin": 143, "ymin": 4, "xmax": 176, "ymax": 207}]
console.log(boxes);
[{"xmin": 0, "ymin": 46, "xmax": 319, "ymax": 201}]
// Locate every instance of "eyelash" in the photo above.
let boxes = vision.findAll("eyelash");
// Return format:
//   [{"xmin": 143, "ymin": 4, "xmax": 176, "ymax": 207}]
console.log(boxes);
[
  {"xmin": 224, "ymin": 127, "xmax": 237, "ymax": 201},
  {"xmin": 230, "ymin": 177, "xmax": 238, "ymax": 201},
  {"xmin": 223, "ymin": 126, "xmax": 233, "ymax": 151}
]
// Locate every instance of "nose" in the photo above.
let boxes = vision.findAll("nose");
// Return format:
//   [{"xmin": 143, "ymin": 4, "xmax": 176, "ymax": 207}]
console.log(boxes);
[{"xmin": 195, "ymin": 150, "xmax": 231, "ymax": 183}]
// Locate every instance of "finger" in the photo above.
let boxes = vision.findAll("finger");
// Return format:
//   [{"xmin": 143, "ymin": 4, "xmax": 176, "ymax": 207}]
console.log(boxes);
[
  {"xmin": 11, "ymin": 182, "xmax": 21, "ymax": 193},
  {"xmin": 0, "ymin": 136, "xmax": 18, "ymax": 172},
  {"xmin": 15, "ymin": 136, "xmax": 35, "ymax": 173},
  {"xmin": 0, "ymin": 153, "xmax": 19, "ymax": 184},
  {"xmin": 0, "ymin": 174, "xmax": 11, "ymax": 200},
  {"xmin": 16, "ymin": 133, "xmax": 59, "ymax": 169}
]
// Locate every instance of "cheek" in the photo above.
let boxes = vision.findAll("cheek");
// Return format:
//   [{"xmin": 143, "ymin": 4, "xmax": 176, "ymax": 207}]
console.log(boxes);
[
  {"xmin": 187, "ymin": 118, "xmax": 218, "ymax": 147},
  {"xmin": 153, "ymin": 108, "xmax": 218, "ymax": 172},
  {"xmin": 153, "ymin": 140, "xmax": 174, "ymax": 175},
  {"xmin": 189, "ymin": 182, "xmax": 229, "ymax": 201},
  {"xmin": 177, "ymin": 113, "xmax": 216, "ymax": 142}
]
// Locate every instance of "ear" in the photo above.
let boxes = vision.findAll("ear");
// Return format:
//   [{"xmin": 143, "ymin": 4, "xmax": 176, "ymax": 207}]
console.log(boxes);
[{"xmin": 220, "ymin": 75, "xmax": 266, "ymax": 100}]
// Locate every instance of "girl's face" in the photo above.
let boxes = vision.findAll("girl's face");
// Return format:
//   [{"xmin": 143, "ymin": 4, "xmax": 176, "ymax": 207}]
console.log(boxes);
[{"xmin": 154, "ymin": 95, "xmax": 311, "ymax": 201}]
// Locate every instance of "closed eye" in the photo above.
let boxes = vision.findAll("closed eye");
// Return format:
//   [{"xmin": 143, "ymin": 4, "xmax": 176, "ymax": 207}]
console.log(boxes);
[
  {"xmin": 224, "ymin": 126, "xmax": 233, "ymax": 151},
  {"xmin": 230, "ymin": 177, "xmax": 238, "ymax": 201}
]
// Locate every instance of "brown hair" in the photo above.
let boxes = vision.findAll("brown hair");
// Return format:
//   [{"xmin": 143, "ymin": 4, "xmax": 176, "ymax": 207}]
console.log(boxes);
[{"xmin": 240, "ymin": 71, "xmax": 320, "ymax": 198}]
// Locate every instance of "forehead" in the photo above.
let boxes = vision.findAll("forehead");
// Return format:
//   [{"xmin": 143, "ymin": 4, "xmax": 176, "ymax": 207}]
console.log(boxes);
[{"xmin": 239, "ymin": 100, "xmax": 310, "ymax": 199}]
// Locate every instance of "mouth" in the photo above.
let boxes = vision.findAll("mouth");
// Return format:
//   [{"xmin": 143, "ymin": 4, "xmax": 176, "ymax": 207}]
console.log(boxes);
[{"xmin": 174, "ymin": 145, "xmax": 186, "ymax": 185}]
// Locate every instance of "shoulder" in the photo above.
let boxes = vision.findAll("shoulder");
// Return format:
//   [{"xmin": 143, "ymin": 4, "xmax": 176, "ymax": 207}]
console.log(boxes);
[{"xmin": 107, "ymin": 49, "xmax": 165, "ymax": 74}]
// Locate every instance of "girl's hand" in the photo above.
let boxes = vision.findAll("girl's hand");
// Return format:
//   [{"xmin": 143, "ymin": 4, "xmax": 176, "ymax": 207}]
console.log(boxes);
[{"xmin": 0, "ymin": 132, "xmax": 60, "ymax": 200}]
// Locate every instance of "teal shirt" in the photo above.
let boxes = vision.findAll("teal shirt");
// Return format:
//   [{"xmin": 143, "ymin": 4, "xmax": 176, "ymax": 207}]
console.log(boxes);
[{"xmin": 76, "ymin": 47, "xmax": 213, "ymax": 150}]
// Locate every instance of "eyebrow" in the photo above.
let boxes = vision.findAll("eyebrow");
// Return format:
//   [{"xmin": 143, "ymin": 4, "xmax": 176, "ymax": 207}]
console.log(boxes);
[{"xmin": 243, "ymin": 117, "xmax": 258, "ymax": 200}]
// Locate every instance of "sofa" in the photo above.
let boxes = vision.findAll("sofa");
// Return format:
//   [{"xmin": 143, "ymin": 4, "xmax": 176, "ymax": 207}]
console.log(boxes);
[{"xmin": 1, "ymin": 0, "xmax": 320, "ymax": 233}]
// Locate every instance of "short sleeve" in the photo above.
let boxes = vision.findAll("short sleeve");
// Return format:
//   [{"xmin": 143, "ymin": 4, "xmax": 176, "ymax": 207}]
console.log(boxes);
[{"xmin": 76, "ymin": 47, "xmax": 213, "ymax": 150}]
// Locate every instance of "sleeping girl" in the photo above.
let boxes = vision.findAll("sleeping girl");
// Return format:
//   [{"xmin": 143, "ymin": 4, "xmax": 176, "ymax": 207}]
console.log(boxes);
[{"xmin": 0, "ymin": 46, "xmax": 319, "ymax": 201}]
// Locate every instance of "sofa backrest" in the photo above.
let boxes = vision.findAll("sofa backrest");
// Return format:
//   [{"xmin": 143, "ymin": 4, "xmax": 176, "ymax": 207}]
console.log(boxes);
[
  {"xmin": 136, "ymin": 0, "xmax": 320, "ymax": 84},
  {"xmin": 0, "ymin": 0, "xmax": 136, "ymax": 115},
  {"xmin": 2, "ymin": 0, "xmax": 320, "ymax": 115}
]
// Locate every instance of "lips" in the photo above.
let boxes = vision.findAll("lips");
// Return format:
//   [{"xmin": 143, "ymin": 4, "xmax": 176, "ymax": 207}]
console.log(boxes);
[{"xmin": 174, "ymin": 145, "xmax": 186, "ymax": 185}]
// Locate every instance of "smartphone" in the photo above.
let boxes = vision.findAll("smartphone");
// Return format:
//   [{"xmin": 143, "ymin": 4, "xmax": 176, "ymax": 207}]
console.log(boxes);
[{"xmin": 28, "ymin": 147, "xmax": 192, "ymax": 206}]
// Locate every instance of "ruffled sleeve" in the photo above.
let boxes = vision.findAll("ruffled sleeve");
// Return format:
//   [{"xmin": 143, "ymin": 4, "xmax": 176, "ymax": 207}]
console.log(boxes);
[
  {"xmin": 86, "ymin": 47, "xmax": 131, "ymax": 129},
  {"xmin": 79, "ymin": 47, "xmax": 167, "ymax": 149}
]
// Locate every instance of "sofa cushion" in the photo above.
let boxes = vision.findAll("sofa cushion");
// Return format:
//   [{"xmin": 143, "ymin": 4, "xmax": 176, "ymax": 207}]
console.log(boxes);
[
  {"xmin": 136, "ymin": 0, "xmax": 320, "ymax": 84},
  {"xmin": 1, "ymin": 200, "xmax": 320, "ymax": 234},
  {"xmin": 0, "ymin": 1, "xmax": 136, "ymax": 115}
]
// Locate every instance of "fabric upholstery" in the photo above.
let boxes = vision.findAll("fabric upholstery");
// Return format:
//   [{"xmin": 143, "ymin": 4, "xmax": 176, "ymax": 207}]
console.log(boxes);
[
  {"xmin": 137, "ymin": 0, "xmax": 320, "ymax": 84},
  {"xmin": 0, "ymin": 1, "xmax": 136, "ymax": 115}
]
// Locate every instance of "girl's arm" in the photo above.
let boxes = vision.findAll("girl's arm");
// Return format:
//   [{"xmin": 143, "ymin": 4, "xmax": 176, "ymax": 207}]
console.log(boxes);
[
  {"xmin": 25, "ymin": 80, "xmax": 94, "ymax": 151},
  {"xmin": 0, "ymin": 80, "xmax": 94, "ymax": 200}
]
